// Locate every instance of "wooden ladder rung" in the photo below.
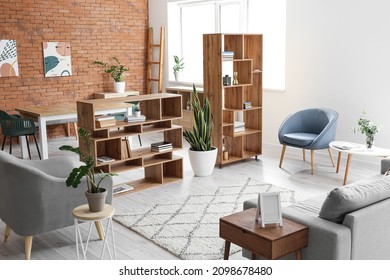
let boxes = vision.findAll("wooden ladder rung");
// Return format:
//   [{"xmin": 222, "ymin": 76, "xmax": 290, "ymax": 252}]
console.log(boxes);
[
  {"xmin": 147, "ymin": 61, "xmax": 160, "ymax": 65},
  {"xmin": 148, "ymin": 78, "xmax": 159, "ymax": 82},
  {"xmin": 151, "ymin": 44, "xmax": 161, "ymax": 47}
]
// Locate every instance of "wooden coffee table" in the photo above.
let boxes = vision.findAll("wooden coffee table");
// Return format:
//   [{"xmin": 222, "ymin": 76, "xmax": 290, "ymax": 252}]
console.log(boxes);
[{"xmin": 220, "ymin": 208, "xmax": 308, "ymax": 260}]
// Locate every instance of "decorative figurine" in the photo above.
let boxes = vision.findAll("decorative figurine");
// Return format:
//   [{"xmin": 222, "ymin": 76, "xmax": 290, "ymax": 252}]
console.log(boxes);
[
  {"xmin": 233, "ymin": 72, "xmax": 238, "ymax": 85},
  {"xmin": 223, "ymin": 74, "xmax": 231, "ymax": 86}
]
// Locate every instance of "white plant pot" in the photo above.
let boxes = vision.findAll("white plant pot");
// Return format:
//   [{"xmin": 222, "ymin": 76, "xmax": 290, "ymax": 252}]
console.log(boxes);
[
  {"xmin": 114, "ymin": 81, "xmax": 126, "ymax": 93},
  {"xmin": 188, "ymin": 147, "xmax": 218, "ymax": 177},
  {"xmin": 174, "ymin": 71, "xmax": 181, "ymax": 81},
  {"xmin": 134, "ymin": 111, "xmax": 141, "ymax": 117}
]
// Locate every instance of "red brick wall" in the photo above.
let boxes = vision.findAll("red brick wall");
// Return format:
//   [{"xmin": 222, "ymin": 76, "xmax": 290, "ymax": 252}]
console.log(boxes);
[{"xmin": 0, "ymin": 0, "xmax": 148, "ymax": 138}]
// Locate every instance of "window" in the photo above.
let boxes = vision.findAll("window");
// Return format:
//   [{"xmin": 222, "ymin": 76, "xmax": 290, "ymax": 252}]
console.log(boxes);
[{"xmin": 167, "ymin": 0, "xmax": 286, "ymax": 91}]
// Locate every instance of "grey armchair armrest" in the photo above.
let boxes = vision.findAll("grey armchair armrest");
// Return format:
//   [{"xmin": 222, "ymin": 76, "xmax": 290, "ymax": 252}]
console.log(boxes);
[{"xmin": 0, "ymin": 151, "xmax": 113, "ymax": 259}]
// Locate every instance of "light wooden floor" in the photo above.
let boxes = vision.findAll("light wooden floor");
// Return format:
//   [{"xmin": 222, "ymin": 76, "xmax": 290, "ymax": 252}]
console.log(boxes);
[{"xmin": 0, "ymin": 135, "xmax": 379, "ymax": 260}]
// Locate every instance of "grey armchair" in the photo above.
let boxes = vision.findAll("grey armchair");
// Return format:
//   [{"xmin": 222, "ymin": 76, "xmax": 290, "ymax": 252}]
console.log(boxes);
[
  {"xmin": 0, "ymin": 151, "xmax": 113, "ymax": 260},
  {"xmin": 278, "ymin": 108, "xmax": 338, "ymax": 174}
]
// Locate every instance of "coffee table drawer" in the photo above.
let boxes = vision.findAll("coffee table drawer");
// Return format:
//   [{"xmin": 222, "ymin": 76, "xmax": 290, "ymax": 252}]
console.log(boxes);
[{"xmin": 220, "ymin": 221, "xmax": 273, "ymax": 258}]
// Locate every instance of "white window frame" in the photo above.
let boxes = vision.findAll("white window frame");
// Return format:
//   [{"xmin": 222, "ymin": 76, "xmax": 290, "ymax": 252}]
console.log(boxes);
[{"xmin": 168, "ymin": 0, "xmax": 286, "ymax": 92}]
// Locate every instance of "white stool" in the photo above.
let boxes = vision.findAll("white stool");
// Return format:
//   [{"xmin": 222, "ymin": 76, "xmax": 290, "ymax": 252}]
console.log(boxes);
[{"xmin": 72, "ymin": 204, "xmax": 116, "ymax": 260}]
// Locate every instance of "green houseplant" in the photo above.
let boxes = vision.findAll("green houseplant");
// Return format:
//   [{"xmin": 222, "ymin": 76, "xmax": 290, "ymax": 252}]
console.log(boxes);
[
  {"xmin": 59, "ymin": 128, "xmax": 116, "ymax": 211},
  {"xmin": 173, "ymin": 55, "xmax": 184, "ymax": 81},
  {"xmin": 183, "ymin": 84, "xmax": 217, "ymax": 176},
  {"xmin": 93, "ymin": 56, "xmax": 129, "ymax": 93},
  {"xmin": 352, "ymin": 111, "xmax": 381, "ymax": 149}
]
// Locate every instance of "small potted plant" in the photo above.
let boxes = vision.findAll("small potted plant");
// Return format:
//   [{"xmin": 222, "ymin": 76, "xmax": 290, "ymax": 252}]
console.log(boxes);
[
  {"xmin": 133, "ymin": 104, "xmax": 141, "ymax": 117},
  {"xmin": 183, "ymin": 84, "xmax": 217, "ymax": 176},
  {"xmin": 59, "ymin": 128, "xmax": 116, "ymax": 212},
  {"xmin": 173, "ymin": 55, "xmax": 184, "ymax": 81},
  {"xmin": 93, "ymin": 56, "xmax": 129, "ymax": 93},
  {"xmin": 352, "ymin": 111, "xmax": 381, "ymax": 149}
]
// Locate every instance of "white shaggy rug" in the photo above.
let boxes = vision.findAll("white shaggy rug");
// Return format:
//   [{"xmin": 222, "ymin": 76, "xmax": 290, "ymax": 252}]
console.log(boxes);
[{"xmin": 113, "ymin": 178, "xmax": 296, "ymax": 260}]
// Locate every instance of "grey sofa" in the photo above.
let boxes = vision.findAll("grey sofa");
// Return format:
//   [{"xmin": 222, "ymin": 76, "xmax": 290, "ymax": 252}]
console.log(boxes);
[
  {"xmin": 243, "ymin": 159, "xmax": 390, "ymax": 260},
  {"xmin": 0, "ymin": 151, "xmax": 113, "ymax": 259}
]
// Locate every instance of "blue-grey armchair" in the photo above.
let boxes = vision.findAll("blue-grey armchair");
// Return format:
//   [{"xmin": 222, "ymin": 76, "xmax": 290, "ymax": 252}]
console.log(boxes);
[
  {"xmin": 278, "ymin": 108, "xmax": 339, "ymax": 174},
  {"xmin": 0, "ymin": 151, "xmax": 113, "ymax": 259}
]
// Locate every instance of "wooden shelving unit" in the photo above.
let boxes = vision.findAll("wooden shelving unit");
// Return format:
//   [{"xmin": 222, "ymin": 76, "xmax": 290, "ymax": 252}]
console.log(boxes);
[
  {"xmin": 76, "ymin": 93, "xmax": 183, "ymax": 194},
  {"xmin": 203, "ymin": 33, "xmax": 263, "ymax": 167},
  {"xmin": 165, "ymin": 86, "xmax": 204, "ymax": 130}
]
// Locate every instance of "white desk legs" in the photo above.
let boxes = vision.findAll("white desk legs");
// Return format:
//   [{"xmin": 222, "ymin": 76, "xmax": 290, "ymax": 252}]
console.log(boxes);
[
  {"xmin": 19, "ymin": 136, "xmax": 28, "ymax": 159},
  {"xmin": 38, "ymin": 117, "xmax": 49, "ymax": 159},
  {"xmin": 74, "ymin": 216, "xmax": 116, "ymax": 260}
]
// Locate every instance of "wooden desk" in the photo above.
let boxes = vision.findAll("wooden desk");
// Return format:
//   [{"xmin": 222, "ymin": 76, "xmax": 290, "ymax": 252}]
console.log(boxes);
[
  {"xmin": 220, "ymin": 208, "xmax": 308, "ymax": 260},
  {"xmin": 15, "ymin": 101, "xmax": 134, "ymax": 159}
]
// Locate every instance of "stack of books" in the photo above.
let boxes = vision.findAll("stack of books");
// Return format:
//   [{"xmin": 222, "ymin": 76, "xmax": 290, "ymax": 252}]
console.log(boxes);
[
  {"xmin": 234, "ymin": 121, "xmax": 245, "ymax": 133},
  {"xmin": 222, "ymin": 51, "xmax": 234, "ymax": 61},
  {"xmin": 151, "ymin": 141, "xmax": 173, "ymax": 152},
  {"xmin": 95, "ymin": 115, "xmax": 116, "ymax": 128},
  {"xmin": 243, "ymin": 101, "xmax": 252, "ymax": 109},
  {"xmin": 97, "ymin": 156, "xmax": 115, "ymax": 163},
  {"xmin": 124, "ymin": 113, "xmax": 146, "ymax": 122}
]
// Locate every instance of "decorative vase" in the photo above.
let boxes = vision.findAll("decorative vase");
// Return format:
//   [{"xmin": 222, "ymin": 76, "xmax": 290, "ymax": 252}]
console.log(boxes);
[
  {"xmin": 188, "ymin": 147, "xmax": 218, "ymax": 176},
  {"xmin": 85, "ymin": 188, "xmax": 107, "ymax": 212},
  {"xmin": 365, "ymin": 134, "xmax": 375, "ymax": 150},
  {"xmin": 134, "ymin": 111, "xmax": 141, "ymax": 117},
  {"xmin": 114, "ymin": 81, "xmax": 126, "ymax": 93}
]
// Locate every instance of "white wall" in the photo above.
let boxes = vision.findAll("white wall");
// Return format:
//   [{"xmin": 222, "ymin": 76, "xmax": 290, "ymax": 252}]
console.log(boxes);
[{"xmin": 149, "ymin": 0, "xmax": 390, "ymax": 150}]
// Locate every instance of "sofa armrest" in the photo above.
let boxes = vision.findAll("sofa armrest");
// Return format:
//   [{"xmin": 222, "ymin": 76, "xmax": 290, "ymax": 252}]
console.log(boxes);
[{"xmin": 282, "ymin": 207, "xmax": 351, "ymax": 260}]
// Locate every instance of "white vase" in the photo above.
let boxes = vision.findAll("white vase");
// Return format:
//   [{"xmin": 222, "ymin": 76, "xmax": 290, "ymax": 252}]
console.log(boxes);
[
  {"xmin": 134, "ymin": 111, "xmax": 141, "ymax": 117},
  {"xmin": 114, "ymin": 81, "xmax": 126, "ymax": 93},
  {"xmin": 188, "ymin": 147, "xmax": 218, "ymax": 176}
]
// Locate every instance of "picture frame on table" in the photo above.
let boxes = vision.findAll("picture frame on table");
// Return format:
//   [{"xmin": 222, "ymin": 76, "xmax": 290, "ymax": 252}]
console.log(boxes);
[{"xmin": 256, "ymin": 192, "xmax": 283, "ymax": 228}]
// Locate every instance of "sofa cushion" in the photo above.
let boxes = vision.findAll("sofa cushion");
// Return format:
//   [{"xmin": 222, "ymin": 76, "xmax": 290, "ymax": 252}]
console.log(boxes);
[{"xmin": 319, "ymin": 177, "xmax": 390, "ymax": 223}]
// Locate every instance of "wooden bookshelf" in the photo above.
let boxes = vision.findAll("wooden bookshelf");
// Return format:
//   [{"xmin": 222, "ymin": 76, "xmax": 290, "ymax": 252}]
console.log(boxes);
[
  {"xmin": 165, "ymin": 86, "xmax": 204, "ymax": 130},
  {"xmin": 203, "ymin": 33, "xmax": 263, "ymax": 167},
  {"xmin": 76, "ymin": 93, "xmax": 183, "ymax": 195}
]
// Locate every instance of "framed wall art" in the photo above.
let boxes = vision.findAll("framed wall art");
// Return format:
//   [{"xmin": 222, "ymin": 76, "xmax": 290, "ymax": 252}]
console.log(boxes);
[
  {"xmin": 0, "ymin": 39, "xmax": 19, "ymax": 77},
  {"xmin": 43, "ymin": 42, "xmax": 72, "ymax": 77}
]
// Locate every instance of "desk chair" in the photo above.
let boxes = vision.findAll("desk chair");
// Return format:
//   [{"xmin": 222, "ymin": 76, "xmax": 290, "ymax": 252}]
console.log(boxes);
[{"xmin": 0, "ymin": 110, "xmax": 41, "ymax": 160}]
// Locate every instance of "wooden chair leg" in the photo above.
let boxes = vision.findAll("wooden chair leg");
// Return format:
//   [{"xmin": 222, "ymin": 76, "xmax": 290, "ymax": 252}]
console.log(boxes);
[
  {"xmin": 95, "ymin": 221, "xmax": 104, "ymax": 240},
  {"xmin": 25, "ymin": 236, "xmax": 33, "ymax": 260},
  {"xmin": 4, "ymin": 225, "xmax": 11, "ymax": 242},
  {"xmin": 73, "ymin": 122, "xmax": 78, "ymax": 140},
  {"xmin": 310, "ymin": 150, "xmax": 314, "ymax": 175},
  {"xmin": 302, "ymin": 149, "xmax": 306, "ymax": 161},
  {"xmin": 279, "ymin": 145, "xmax": 286, "ymax": 168},
  {"xmin": 327, "ymin": 148, "xmax": 335, "ymax": 167},
  {"xmin": 66, "ymin": 123, "xmax": 71, "ymax": 137}
]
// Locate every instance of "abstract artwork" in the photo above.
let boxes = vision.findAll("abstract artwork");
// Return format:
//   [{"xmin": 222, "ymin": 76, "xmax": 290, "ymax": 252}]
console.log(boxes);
[
  {"xmin": 43, "ymin": 42, "xmax": 72, "ymax": 77},
  {"xmin": 0, "ymin": 39, "xmax": 19, "ymax": 77}
]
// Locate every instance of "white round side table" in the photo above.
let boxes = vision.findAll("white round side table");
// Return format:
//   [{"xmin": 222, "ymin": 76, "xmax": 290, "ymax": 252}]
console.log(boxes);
[{"xmin": 72, "ymin": 204, "xmax": 116, "ymax": 260}]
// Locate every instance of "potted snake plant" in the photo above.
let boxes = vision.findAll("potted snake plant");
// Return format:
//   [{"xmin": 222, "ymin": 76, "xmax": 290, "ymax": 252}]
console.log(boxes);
[
  {"xmin": 59, "ymin": 128, "xmax": 116, "ymax": 212},
  {"xmin": 183, "ymin": 84, "xmax": 217, "ymax": 176}
]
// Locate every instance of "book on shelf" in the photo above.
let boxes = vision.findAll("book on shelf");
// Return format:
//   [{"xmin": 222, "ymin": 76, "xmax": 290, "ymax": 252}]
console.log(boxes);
[
  {"xmin": 97, "ymin": 156, "xmax": 115, "ymax": 163},
  {"xmin": 243, "ymin": 101, "xmax": 252, "ymax": 109},
  {"xmin": 222, "ymin": 51, "xmax": 234, "ymax": 60},
  {"xmin": 124, "ymin": 114, "xmax": 146, "ymax": 122},
  {"xmin": 113, "ymin": 183, "xmax": 134, "ymax": 195},
  {"xmin": 234, "ymin": 121, "xmax": 245, "ymax": 128},
  {"xmin": 95, "ymin": 119, "xmax": 117, "ymax": 128},
  {"xmin": 234, "ymin": 126, "xmax": 246, "ymax": 133},
  {"xmin": 95, "ymin": 115, "xmax": 116, "ymax": 121},
  {"xmin": 151, "ymin": 141, "xmax": 173, "ymax": 152}
]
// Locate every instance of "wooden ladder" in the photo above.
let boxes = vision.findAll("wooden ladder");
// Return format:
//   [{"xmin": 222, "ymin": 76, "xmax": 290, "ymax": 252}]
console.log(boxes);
[{"xmin": 146, "ymin": 27, "xmax": 165, "ymax": 94}]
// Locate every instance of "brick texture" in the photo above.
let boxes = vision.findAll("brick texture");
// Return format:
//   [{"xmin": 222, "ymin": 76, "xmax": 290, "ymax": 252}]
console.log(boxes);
[{"xmin": 0, "ymin": 0, "xmax": 148, "ymax": 138}]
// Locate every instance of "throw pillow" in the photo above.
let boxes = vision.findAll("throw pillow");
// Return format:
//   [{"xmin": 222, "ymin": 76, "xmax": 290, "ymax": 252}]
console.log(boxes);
[{"xmin": 319, "ymin": 177, "xmax": 390, "ymax": 223}]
